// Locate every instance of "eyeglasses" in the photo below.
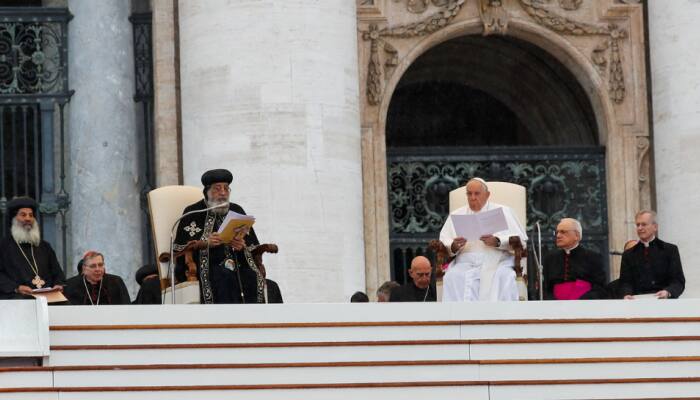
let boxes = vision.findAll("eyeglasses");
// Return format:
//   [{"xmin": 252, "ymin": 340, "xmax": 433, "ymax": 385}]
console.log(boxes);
[
  {"xmin": 413, "ymin": 272, "xmax": 431, "ymax": 277},
  {"xmin": 554, "ymin": 229, "xmax": 575, "ymax": 235}
]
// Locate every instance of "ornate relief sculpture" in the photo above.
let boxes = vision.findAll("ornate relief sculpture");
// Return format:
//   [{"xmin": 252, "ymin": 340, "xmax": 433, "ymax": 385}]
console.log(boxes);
[
  {"xmin": 393, "ymin": 0, "xmax": 450, "ymax": 14},
  {"xmin": 479, "ymin": 0, "xmax": 509, "ymax": 35},
  {"xmin": 361, "ymin": 0, "xmax": 466, "ymax": 105},
  {"xmin": 518, "ymin": 0, "xmax": 627, "ymax": 103},
  {"xmin": 361, "ymin": 0, "xmax": 630, "ymax": 105},
  {"xmin": 636, "ymin": 136, "xmax": 651, "ymax": 209},
  {"xmin": 558, "ymin": 0, "xmax": 583, "ymax": 11}
]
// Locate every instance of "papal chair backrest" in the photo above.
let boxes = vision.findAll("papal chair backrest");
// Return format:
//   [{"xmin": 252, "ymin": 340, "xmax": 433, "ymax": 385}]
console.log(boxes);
[
  {"xmin": 448, "ymin": 181, "xmax": 526, "ymax": 228},
  {"xmin": 147, "ymin": 185, "xmax": 203, "ymax": 303}
]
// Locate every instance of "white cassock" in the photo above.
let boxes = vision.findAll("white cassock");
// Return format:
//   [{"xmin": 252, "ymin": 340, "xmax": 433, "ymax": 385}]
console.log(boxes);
[{"xmin": 439, "ymin": 201, "xmax": 527, "ymax": 302}]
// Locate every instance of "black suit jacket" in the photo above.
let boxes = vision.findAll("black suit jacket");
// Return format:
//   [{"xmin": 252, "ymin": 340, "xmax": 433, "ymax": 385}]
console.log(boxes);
[
  {"xmin": 619, "ymin": 238, "xmax": 685, "ymax": 298},
  {"xmin": 543, "ymin": 246, "xmax": 608, "ymax": 300}
]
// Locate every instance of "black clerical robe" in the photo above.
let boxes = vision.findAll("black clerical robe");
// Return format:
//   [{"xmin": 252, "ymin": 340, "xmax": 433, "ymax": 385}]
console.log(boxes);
[
  {"xmin": 265, "ymin": 279, "xmax": 283, "ymax": 303},
  {"xmin": 0, "ymin": 238, "xmax": 65, "ymax": 299},
  {"xmin": 543, "ymin": 246, "xmax": 608, "ymax": 300},
  {"xmin": 389, "ymin": 282, "xmax": 436, "ymax": 302},
  {"xmin": 619, "ymin": 238, "xmax": 685, "ymax": 298},
  {"xmin": 63, "ymin": 274, "xmax": 131, "ymax": 305},
  {"xmin": 174, "ymin": 199, "xmax": 262, "ymax": 304}
]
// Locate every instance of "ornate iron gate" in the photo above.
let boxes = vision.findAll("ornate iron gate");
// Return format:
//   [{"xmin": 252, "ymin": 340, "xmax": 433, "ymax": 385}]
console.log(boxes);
[
  {"xmin": 387, "ymin": 146, "xmax": 609, "ymax": 295},
  {"xmin": 0, "ymin": 7, "xmax": 73, "ymax": 270}
]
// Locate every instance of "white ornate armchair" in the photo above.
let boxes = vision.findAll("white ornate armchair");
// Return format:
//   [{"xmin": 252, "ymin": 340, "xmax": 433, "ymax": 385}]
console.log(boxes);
[{"xmin": 147, "ymin": 185, "xmax": 203, "ymax": 304}]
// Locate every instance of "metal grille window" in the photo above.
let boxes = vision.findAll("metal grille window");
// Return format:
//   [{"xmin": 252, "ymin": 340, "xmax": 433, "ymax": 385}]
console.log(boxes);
[{"xmin": 0, "ymin": 7, "xmax": 73, "ymax": 270}]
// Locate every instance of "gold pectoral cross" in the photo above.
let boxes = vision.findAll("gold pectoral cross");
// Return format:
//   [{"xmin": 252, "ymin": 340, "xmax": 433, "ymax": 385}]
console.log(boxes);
[{"xmin": 32, "ymin": 275, "xmax": 45, "ymax": 289}]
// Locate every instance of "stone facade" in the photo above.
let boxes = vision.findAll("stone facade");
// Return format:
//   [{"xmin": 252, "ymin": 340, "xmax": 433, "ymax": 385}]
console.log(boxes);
[{"xmin": 357, "ymin": 0, "xmax": 651, "ymax": 295}]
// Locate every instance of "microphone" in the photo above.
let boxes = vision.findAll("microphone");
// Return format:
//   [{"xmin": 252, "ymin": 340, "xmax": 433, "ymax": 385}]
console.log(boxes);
[{"xmin": 166, "ymin": 202, "xmax": 229, "ymax": 304}]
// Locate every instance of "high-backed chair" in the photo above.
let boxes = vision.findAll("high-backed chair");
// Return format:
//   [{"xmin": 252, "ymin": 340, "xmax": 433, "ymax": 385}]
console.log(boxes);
[
  {"xmin": 147, "ymin": 185, "xmax": 203, "ymax": 304},
  {"xmin": 432, "ymin": 181, "xmax": 528, "ymax": 300}
]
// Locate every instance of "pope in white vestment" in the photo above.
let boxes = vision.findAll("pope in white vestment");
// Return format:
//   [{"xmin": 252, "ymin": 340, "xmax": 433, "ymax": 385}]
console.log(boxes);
[{"xmin": 439, "ymin": 179, "xmax": 527, "ymax": 301}]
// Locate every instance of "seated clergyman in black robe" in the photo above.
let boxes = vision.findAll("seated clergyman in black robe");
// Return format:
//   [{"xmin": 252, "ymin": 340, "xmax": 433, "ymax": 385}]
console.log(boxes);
[
  {"xmin": 174, "ymin": 169, "xmax": 264, "ymax": 304},
  {"xmin": 543, "ymin": 218, "xmax": 608, "ymax": 300},
  {"xmin": 619, "ymin": 210, "xmax": 685, "ymax": 299},
  {"xmin": 63, "ymin": 251, "xmax": 131, "ymax": 305},
  {"xmin": 0, "ymin": 197, "xmax": 66, "ymax": 299},
  {"xmin": 390, "ymin": 256, "xmax": 437, "ymax": 302},
  {"xmin": 133, "ymin": 264, "xmax": 162, "ymax": 304}
]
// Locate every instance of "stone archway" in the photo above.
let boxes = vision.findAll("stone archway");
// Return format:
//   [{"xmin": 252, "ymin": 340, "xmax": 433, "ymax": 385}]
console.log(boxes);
[{"xmin": 356, "ymin": 0, "xmax": 650, "ymax": 297}]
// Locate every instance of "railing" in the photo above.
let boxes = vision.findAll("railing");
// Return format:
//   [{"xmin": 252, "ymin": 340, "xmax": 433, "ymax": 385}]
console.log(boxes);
[{"xmin": 0, "ymin": 7, "xmax": 73, "ymax": 270}]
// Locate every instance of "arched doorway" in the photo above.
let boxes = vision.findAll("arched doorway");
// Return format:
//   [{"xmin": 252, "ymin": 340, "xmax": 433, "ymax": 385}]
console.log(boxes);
[{"xmin": 385, "ymin": 35, "xmax": 609, "ymax": 294}]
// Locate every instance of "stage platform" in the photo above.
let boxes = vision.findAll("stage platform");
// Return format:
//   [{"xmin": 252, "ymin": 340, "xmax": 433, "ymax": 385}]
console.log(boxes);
[{"xmin": 2, "ymin": 299, "xmax": 700, "ymax": 399}]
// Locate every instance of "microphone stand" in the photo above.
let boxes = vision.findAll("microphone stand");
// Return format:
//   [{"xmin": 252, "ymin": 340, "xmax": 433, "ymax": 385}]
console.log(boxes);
[
  {"xmin": 530, "ymin": 221, "xmax": 544, "ymax": 300},
  {"xmin": 167, "ymin": 203, "xmax": 228, "ymax": 304}
]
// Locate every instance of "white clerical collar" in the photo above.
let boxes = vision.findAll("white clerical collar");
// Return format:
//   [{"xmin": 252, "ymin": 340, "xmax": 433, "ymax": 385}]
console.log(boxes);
[
  {"xmin": 641, "ymin": 236, "xmax": 656, "ymax": 247},
  {"xmin": 564, "ymin": 243, "xmax": 579, "ymax": 255}
]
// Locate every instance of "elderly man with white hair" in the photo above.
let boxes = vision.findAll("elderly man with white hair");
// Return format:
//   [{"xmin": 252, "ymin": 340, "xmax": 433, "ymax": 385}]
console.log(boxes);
[
  {"xmin": 439, "ymin": 178, "xmax": 528, "ymax": 302},
  {"xmin": 542, "ymin": 217, "xmax": 608, "ymax": 300}
]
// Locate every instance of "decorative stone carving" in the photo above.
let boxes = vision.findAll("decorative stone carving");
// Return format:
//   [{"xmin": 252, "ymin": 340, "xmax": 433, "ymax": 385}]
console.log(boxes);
[
  {"xmin": 636, "ymin": 136, "xmax": 651, "ymax": 209},
  {"xmin": 392, "ymin": 0, "xmax": 450, "ymax": 14},
  {"xmin": 479, "ymin": 0, "xmax": 509, "ymax": 35},
  {"xmin": 559, "ymin": 0, "xmax": 583, "ymax": 11},
  {"xmin": 518, "ymin": 0, "xmax": 627, "ymax": 104},
  {"xmin": 361, "ymin": 0, "xmax": 465, "ymax": 105}
]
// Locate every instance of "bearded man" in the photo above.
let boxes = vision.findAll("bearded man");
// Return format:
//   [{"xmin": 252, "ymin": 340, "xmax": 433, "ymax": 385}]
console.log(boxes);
[
  {"xmin": 174, "ymin": 169, "xmax": 262, "ymax": 304},
  {"xmin": 0, "ymin": 197, "xmax": 65, "ymax": 299}
]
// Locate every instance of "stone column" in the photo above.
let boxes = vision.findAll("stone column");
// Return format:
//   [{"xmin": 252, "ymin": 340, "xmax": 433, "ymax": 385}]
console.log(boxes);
[
  {"xmin": 648, "ymin": 1, "xmax": 700, "ymax": 297},
  {"xmin": 67, "ymin": 0, "xmax": 142, "ymax": 292},
  {"xmin": 152, "ymin": 0, "xmax": 182, "ymax": 186},
  {"xmin": 178, "ymin": 0, "xmax": 364, "ymax": 302}
]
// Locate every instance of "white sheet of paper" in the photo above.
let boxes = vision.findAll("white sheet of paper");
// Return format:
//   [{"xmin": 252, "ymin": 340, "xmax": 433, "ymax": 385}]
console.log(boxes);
[
  {"xmin": 451, "ymin": 207, "xmax": 508, "ymax": 241},
  {"xmin": 217, "ymin": 210, "xmax": 255, "ymax": 235}
]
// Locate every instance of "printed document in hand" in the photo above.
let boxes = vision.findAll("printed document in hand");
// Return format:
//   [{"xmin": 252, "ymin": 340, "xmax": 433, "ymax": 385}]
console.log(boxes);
[
  {"xmin": 451, "ymin": 207, "xmax": 508, "ymax": 241},
  {"xmin": 217, "ymin": 210, "xmax": 255, "ymax": 243}
]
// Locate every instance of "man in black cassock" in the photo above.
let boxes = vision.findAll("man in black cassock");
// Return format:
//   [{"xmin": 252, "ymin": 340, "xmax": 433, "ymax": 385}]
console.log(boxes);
[
  {"xmin": 543, "ymin": 218, "xmax": 608, "ymax": 300},
  {"xmin": 174, "ymin": 169, "xmax": 263, "ymax": 304},
  {"xmin": 63, "ymin": 251, "xmax": 131, "ymax": 305},
  {"xmin": 0, "ymin": 197, "xmax": 66, "ymax": 299},
  {"xmin": 389, "ymin": 256, "xmax": 436, "ymax": 302},
  {"xmin": 620, "ymin": 210, "xmax": 685, "ymax": 299}
]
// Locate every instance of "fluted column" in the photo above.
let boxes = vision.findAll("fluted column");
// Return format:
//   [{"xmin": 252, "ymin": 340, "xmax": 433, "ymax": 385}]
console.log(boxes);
[
  {"xmin": 178, "ymin": 0, "xmax": 364, "ymax": 302},
  {"xmin": 67, "ymin": 0, "xmax": 142, "ymax": 291},
  {"xmin": 649, "ymin": 1, "xmax": 700, "ymax": 297}
]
